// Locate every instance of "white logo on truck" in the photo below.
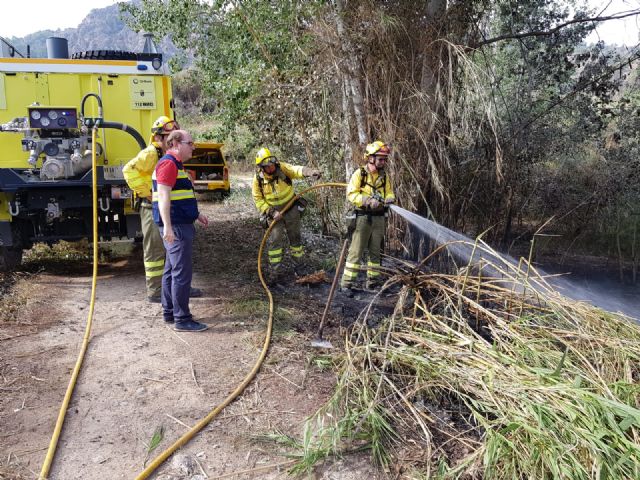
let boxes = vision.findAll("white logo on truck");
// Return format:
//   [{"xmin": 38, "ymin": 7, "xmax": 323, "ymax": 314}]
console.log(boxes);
[{"xmin": 129, "ymin": 76, "xmax": 156, "ymax": 109}]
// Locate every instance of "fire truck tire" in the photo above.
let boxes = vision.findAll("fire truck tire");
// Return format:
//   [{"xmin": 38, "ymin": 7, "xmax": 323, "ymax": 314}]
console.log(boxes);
[
  {"xmin": 0, "ymin": 246, "xmax": 23, "ymax": 272},
  {"xmin": 71, "ymin": 50, "xmax": 138, "ymax": 61}
]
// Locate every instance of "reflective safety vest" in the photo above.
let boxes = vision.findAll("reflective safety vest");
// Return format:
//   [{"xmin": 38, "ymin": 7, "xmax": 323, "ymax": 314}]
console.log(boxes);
[
  {"xmin": 151, "ymin": 154, "xmax": 199, "ymax": 226},
  {"xmin": 251, "ymin": 162, "xmax": 305, "ymax": 214},
  {"xmin": 347, "ymin": 166, "xmax": 395, "ymax": 210}
]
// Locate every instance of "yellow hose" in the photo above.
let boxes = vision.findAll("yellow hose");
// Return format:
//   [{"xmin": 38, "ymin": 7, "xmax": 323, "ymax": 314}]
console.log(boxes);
[
  {"xmin": 136, "ymin": 181, "xmax": 347, "ymax": 479},
  {"xmin": 39, "ymin": 126, "xmax": 101, "ymax": 479}
]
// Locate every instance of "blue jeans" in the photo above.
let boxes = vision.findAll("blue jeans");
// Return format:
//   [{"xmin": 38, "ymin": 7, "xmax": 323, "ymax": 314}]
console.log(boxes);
[{"xmin": 160, "ymin": 223, "xmax": 195, "ymax": 322}]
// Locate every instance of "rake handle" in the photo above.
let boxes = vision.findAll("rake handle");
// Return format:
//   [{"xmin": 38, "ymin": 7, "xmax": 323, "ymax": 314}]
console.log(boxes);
[{"xmin": 317, "ymin": 237, "xmax": 350, "ymax": 339}]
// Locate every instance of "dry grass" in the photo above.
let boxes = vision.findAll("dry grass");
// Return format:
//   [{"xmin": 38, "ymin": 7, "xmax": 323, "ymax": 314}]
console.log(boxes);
[
  {"xmin": 294, "ymin": 241, "xmax": 640, "ymax": 479},
  {"xmin": 0, "ymin": 466, "xmax": 29, "ymax": 480},
  {"xmin": 0, "ymin": 274, "xmax": 29, "ymax": 324}
]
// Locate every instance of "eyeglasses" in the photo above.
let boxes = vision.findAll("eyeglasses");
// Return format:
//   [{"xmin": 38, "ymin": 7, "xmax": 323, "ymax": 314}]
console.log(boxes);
[{"xmin": 179, "ymin": 141, "xmax": 195, "ymax": 146}]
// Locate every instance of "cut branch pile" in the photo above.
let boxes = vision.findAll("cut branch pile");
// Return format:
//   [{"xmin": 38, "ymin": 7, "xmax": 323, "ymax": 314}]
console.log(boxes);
[{"xmin": 297, "ymin": 243, "xmax": 640, "ymax": 479}]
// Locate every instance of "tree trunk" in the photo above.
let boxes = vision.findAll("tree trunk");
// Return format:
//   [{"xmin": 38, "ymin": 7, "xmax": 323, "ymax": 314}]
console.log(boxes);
[
  {"xmin": 632, "ymin": 215, "xmax": 638, "ymax": 284},
  {"xmin": 334, "ymin": 0, "xmax": 367, "ymax": 166},
  {"xmin": 616, "ymin": 212, "xmax": 624, "ymax": 283},
  {"xmin": 341, "ymin": 76, "xmax": 355, "ymax": 179}
]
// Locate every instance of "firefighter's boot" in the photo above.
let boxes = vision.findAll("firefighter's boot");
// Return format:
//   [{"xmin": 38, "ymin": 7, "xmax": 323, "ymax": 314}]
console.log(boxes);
[{"xmin": 267, "ymin": 264, "xmax": 284, "ymax": 286}]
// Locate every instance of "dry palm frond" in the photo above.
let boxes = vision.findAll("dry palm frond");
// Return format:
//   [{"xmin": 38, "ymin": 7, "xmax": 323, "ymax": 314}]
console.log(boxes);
[{"xmin": 295, "ymin": 270, "xmax": 331, "ymax": 285}]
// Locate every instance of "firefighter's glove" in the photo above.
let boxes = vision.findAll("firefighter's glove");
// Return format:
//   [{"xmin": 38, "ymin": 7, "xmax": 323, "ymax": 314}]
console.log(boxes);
[
  {"xmin": 384, "ymin": 198, "xmax": 395, "ymax": 205},
  {"xmin": 364, "ymin": 197, "xmax": 381, "ymax": 210},
  {"xmin": 302, "ymin": 167, "xmax": 322, "ymax": 180},
  {"xmin": 270, "ymin": 208, "xmax": 283, "ymax": 221}
]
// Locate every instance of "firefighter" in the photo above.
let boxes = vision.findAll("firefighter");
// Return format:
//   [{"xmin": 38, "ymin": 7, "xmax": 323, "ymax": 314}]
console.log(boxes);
[
  {"xmin": 123, "ymin": 116, "xmax": 202, "ymax": 303},
  {"xmin": 341, "ymin": 141, "xmax": 395, "ymax": 293},
  {"xmin": 252, "ymin": 147, "xmax": 321, "ymax": 282}
]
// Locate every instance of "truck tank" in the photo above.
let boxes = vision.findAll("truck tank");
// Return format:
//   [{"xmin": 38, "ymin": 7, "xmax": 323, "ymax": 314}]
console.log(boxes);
[{"xmin": 0, "ymin": 35, "xmax": 174, "ymax": 270}]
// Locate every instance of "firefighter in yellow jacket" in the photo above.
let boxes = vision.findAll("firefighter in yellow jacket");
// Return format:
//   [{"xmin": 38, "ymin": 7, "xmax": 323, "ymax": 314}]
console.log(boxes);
[
  {"xmin": 123, "ymin": 116, "xmax": 202, "ymax": 303},
  {"xmin": 252, "ymin": 147, "xmax": 321, "ymax": 281},
  {"xmin": 341, "ymin": 141, "xmax": 395, "ymax": 292}
]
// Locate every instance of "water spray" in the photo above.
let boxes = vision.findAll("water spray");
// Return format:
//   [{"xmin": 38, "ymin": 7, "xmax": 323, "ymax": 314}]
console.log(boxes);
[{"xmin": 389, "ymin": 205, "xmax": 639, "ymax": 319}]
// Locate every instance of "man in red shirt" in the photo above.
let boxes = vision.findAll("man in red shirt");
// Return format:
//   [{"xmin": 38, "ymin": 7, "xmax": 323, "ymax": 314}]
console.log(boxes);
[{"xmin": 152, "ymin": 130, "xmax": 210, "ymax": 332}]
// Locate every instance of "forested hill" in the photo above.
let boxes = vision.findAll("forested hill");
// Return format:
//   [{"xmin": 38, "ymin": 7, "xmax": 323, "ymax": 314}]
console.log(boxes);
[{"xmin": 4, "ymin": 1, "xmax": 176, "ymax": 59}]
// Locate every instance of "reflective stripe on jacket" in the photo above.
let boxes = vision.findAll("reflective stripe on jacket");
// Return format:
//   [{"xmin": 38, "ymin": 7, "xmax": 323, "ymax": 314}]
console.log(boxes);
[
  {"xmin": 346, "ymin": 167, "xmax": 395, "ymax": 208},
  {"xmin": 122, "ymin": 143, "xmax": 161, "ymax": 199},
  {"xmin": 251, "ymin": 162, "xmax": 305, "ymax": 214},
  {"xmin": 151, "ymin": 154, "xmax": 198, "ymax": 226}
]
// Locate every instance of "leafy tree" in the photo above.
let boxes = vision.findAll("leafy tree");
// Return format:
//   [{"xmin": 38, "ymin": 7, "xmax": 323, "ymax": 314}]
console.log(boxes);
[
  {"xmin": 123, "ymin": 0, "xmax": 640, "ymax": 265},
  {"xmin": 122, "ymin": 0, "xmax": 323, "ymax": 147}
]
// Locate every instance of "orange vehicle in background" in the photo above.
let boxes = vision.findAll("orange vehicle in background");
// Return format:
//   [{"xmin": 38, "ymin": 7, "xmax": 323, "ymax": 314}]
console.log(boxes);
[{"xmin": 184, "ymin": 142, "xmax": 230, "ymax": 198}]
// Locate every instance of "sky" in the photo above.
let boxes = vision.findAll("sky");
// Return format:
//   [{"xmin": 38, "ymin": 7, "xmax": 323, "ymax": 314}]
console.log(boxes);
[
  {"xmin": 0, "ymin": 0, "xmax": 639, "ymax": 45},
  {"xmin": 1, "ymin": 0, "xmax": 120, "ymax": 38},
  {"xmin": 586, "ymin": 0, "xmax": 640, "ymax": 46}
]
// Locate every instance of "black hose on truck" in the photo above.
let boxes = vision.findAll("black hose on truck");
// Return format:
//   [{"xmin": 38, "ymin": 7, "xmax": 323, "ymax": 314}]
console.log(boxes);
[
  {"xmin": 80, "ymin": 93, "xmax": 146, "ymax": 149},
  {"xmin": 98, "ymin": 121, "xmax": 146, "ymax": 149},
  {"xmin": 81, "ymin": 93, "xmax": 103, "ymax": 118}
]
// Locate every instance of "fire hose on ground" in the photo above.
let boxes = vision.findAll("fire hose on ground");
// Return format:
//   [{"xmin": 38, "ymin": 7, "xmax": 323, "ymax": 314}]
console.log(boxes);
[
  {"xmin": 39, "ymin": 178, "xmax": 347, "ymax": 478},
  {"xmin": 39, "ymin": 92, "xmax": 154, "ymax": 478},
  {"xmin": 135, "ymin": 181, "xmax": 347, "ymax": 479},
  {"xmin": 39, "ymin": 123, "xmax": 101, "ymax": 480}
]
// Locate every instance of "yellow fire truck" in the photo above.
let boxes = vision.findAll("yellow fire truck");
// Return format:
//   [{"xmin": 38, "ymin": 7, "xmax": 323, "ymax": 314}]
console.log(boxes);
[{"xmin": 0, "ymin": 35, "xmax": 229, "ymax": 270}]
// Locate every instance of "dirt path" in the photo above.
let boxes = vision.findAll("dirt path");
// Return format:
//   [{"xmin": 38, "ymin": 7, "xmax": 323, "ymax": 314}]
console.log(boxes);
[{"xmin": 0, "ymin": 180, "xmax": 379, "ymax": 479}]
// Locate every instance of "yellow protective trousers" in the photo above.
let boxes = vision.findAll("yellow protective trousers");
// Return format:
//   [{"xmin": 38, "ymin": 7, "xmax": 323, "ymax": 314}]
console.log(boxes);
[
  {"xmin": 268, "ymin": 206, "xmax": 304, "ymax": 266},
  {"xmin": 140, "ymin": 204, "xmax": 165, "ymax": 297},
  {"xmin": 341, "ymin": 214, "xmax": 384, "ymax": 288}
]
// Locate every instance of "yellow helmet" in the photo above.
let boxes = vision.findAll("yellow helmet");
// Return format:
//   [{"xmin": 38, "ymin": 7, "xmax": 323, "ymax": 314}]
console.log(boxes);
[
  {"xmin": 255, "ymin": 147, "xmax": 277, "ymax": 166},
  {"xmin": 151, "ymin": 116, "xmax": 179, "ymax": 134},
  {"xmin": 149, "ymin": 115, "xmax": 179, "ymax": 145},
  {"xmin": 364, "ymin": 140, "xmax": 391, "ymax": 159}
]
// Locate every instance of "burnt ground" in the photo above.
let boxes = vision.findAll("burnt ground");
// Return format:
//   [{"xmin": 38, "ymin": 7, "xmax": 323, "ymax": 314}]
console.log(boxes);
[{"xmin": 0, "ymin": 176, "xmax": 395, "ymax": 480}]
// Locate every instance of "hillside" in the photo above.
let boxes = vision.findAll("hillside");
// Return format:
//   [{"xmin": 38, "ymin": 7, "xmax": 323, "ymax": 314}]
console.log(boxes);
[{"xmin": 4, "ymin": 1, "xmax": 177, "ymax": 59}]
